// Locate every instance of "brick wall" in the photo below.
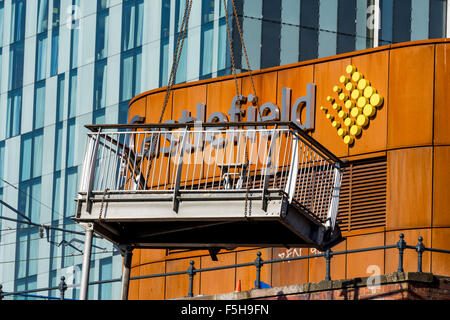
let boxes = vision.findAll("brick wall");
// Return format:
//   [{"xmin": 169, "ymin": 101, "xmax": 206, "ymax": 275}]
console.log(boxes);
[{"xmin": 186, "ymin": 272, "xmax": 450, "ymax": 300}]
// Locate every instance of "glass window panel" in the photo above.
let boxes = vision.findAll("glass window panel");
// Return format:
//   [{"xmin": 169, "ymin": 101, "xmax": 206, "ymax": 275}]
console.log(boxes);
[
  {"xmin": 380, "ymin": 0, "xmax": 393, "ymax": 45},
  {"xmin": 20, "ymin": 134, "xmax": 32, "ymax": 182},
  {"xmin": 99, "ymin": 257, "xmax": 112, "ymax": 300},
  {"xmin": 96, "ymin": 10, "xmax": 109, "ymax": 60},
  {"xmin": 11, "ymin": 0, "xmax": 26, "ymax": 42},
  {"xmin": 36, "ymin": 33, "xmax": 48, "ymax": 81},
  {"xmin": 175, "ymin": 0, "xmax": 187, "ymax": 33},
  {"xmin": 52, "ymin": 0, "xmax": 61, "ymax": 27},
  {"xmin": 122, "ymin": 1, "xmax": 136, "ymax": 51},
  {"xmin": 392, "ymin": 0, "xmax": 411, "ymax": 43},
  {"xmin": 281, "ymin": 0, "xmax": 300, "ymax": 25},
  {"xmin": 63, "ymin": 166, "xmax": 78, "ymax": 220},
  {"xmin": 32, "ymin": 131, "xmax": 43, "ymax": 179},
  {"xmin": 68, "ymin": 70, "xmax": 77, "ymax": 118},
  {"xmin": 202, "ymin": 0, "xmax": 215, "ymax": 24},
  {"xmin": 217, "ymin": 19, "xmax": 227, "ymax": 72},
  {"xmin": 135, "ymin": 48, "xmax": 142, "ymax": 96},
  {"xmin": 174, "ymin": 34, "xmax": 187, "ymax": 84},
  {"xmin": 136, "ymin": 0, "xmax": 144, "ymax": 47},
  {"xmin": 6, "ymin": 90, "xmax": 22, "ymax": 138},
  {"xmin": 15, "ymin": 232, "xmax": 28, "ymax": 278},
  {"xmin": 37, "ymin": 0, "xmax": 49, "ymax": 33},
  {"xmin": 200, "ymin": 23, "xmax": 214, "ymax": 77},
  {"xmin": 56, "ymin": 74, "xmax": 65, "ymax": 122},
  {"xmin": 280, "ymin": 24, "xmax": 299, "ymax": 65},
  {"xmin": 9, "ymin": 42, "xmax": 24, "ymax": 91},
  {"xmin": 411, "ymin": 0, "xmax": 429, "ymax": 41},
  {"xmin": 161, "ymin": 0, "xmax": 170, "ymax": 39},
  {"xmin": 429, "ymin": 0, "xmax": 447, "ymax": 38},
  {"xmin": 51, "ymin": 172, "xmax": 62, "ymax": 221},
  {"xmin": 0, "ymin": 142, "xmax": 4, "ymax": 185},
  {"xmin": 0, "ymin": 1, "xmax": 4, "ymax": 46},
  {"xmin": 98, "ymin": 0, "xmax": 108, "ymax": 11},
  {"xmin": 66, "ymin": 119, "xmax": 76, "ymax": 168},
  {"xmin": 355, "ymin": 0, "xmax": 371, "ymax": 50},
  {"xmin": 299, "ymin": 0, "xmax": 319, "ymax": 61},
  {"xmin": 159, "ymin": 37, "xmax": 169, "ymax": 87},
  {"xmin": 93, "ymin": 108, "xmax": 105, "ymax": 124},
  {"xmin": 50, "ymin": 29, "xmax": 59, "ymax": 76},
  {"xmin": 34, "ymin": 82, "xmax": 46, "ymax": 129},
  {"xmin": 70, "ymin": 28, "xmax": 79, "ymax": 69},
  {"xmin": 118, "ymin": 101, "xmax": 129, "ymax": 124},
  {"xmin": 337, "ymin": 0, "xmax": 356, "ymax": 54},
  {"xmin": 120, "ymin": 52, "xmax": 133, "ymax": 101},
  {"xmin": 48, "ymin": 270, "xmax": 58, "ymax": 298},
  {"xmin": 263, "ymin": 0, "xmax": 281, "ymax": 22},
  {"xmin": 93, "ymin": 60, "xmax": 107, "ymax": 109},
  {"xmin": 261, "ymin": 20, "xmax": 281, "ymax": 68}
]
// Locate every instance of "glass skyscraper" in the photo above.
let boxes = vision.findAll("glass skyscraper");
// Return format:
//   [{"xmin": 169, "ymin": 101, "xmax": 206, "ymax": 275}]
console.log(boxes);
[{"xmin": 0, "ymin": 0, "xmax": 447, "ymax": 300}]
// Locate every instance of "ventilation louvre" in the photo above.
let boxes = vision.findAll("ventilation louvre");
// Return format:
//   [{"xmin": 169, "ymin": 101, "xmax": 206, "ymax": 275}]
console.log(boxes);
[{"xmin": 337, "ymin": 158, "xmax": 387, "ymax": 232}]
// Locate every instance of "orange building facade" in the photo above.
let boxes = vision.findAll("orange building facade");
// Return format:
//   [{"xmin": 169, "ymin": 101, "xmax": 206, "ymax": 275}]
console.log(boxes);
[{"xmin": 126, "ymin": 39, "xmax": 450, "ymax": 300}]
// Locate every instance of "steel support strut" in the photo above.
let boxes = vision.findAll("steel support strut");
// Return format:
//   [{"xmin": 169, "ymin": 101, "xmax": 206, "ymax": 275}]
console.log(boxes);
[
  {"xmin": 79, "ymin": 223, "xmax": 94, "ymax": 300},
  {"xmin": 120, "ymin": 245, "xmax": 133, "ymax": 300}
]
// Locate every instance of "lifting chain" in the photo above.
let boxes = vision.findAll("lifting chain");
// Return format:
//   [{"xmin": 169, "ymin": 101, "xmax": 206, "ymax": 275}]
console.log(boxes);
[{"xmin": 222, "ymin": 0, "xmax": 262, "ymax": 218}]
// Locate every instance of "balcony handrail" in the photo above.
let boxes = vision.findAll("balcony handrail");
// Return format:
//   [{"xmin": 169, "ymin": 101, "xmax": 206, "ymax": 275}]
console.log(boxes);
[{"xmin": 84, "ymin": 121, "xmax": 345, "ymax": 167}]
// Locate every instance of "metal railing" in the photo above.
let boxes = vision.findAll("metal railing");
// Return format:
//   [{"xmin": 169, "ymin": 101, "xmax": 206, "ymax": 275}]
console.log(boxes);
[
  {"xmin": 78, "ymin": 122, "xmax": 344, "ymax": 226},
  {"xmin": 2, "ymin": 234, "xmax": 449, "ymax": 300}
]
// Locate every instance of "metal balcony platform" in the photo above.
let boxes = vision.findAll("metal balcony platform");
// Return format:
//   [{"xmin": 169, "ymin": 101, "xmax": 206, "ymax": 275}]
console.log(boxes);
[{"xmin": 74, "ymin": 122, "xmax": 345, "ymax": 251}]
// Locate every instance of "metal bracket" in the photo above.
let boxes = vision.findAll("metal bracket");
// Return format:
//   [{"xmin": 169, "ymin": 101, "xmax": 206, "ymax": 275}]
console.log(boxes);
[{"xmin": 173, "ymin": 128, "xmax": 188, "ymax": 213}]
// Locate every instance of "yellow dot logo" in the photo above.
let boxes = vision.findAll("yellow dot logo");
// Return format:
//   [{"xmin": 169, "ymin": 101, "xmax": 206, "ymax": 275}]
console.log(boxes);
[{"xmin": 323, "ymin": 64, "xmax": 384, "ymax": 146}]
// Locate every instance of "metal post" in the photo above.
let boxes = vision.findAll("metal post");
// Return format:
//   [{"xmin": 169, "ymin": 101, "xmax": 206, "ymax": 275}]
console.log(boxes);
[
  {"xmin": 416, "ymin": 236, "xmax": 425, "ymax": 273},
  {"xmin": 79, "ymin": 223, "xmax": 94, "ymax": 300},
  {"xmin": 187, "ymin": 260, "xmax": 196, "ymax": 298},
  {"xmin": 58, "ymin": 276, "xmax": 67, "ymax": 300},
  {"xmin": 120, "ymin": 246, "xmax": 133, "ymax": 300},
  {"xmin": 396, "ymin": 233, "xmax": 406, "ymax": 273},
  {"xmin": 254, "ymin": 252, "xmax": 263, "ymax": 289},
  {"xmin": 324, "ymin": 248, "xmax": 332, "ymax": 281}
]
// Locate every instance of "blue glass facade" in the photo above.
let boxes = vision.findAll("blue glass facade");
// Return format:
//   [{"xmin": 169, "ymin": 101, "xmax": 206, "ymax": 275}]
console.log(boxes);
[{"xmin": 0, "ymin": 0, "xmax": 447, "ymax": 300}]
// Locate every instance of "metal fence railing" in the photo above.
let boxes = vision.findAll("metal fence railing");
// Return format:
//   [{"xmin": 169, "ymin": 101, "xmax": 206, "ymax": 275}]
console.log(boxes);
[
  {"xmin": 78, "ymin": 122, "xmax": 344, "ymax": 227},
  {"xmin": 2, "ymin": 234, "xmax": 449, "ymax": 300}
]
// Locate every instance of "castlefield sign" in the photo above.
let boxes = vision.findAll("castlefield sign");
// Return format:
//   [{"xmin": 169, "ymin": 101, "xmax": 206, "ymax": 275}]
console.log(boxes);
[{"xmin": 131, "ymin": 65, "xmax": 383, "ymax": 150}]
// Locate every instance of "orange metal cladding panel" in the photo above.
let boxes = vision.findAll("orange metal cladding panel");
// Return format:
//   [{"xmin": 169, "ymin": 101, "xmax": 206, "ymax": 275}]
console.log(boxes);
[
  {"xmin": 144, "ymin": 91, "xmax": 173, "ymax": 189},
  {"xmin": 308, "ymin": 240, "xmax": 346, "ymax": 283},
  {"xmin": 235, "ymin": 248, "xmax": 272, "ymax": 292},
  {"xmin": 129, "ymin": 95, "xmax": 147, "ymax": 122},
  {"xmin": 276, "ymin": 66, "xmax": 315, "ymax": 177},
  {"xmin": 202, "ymin": 78, "xmax": 243, "ymax": 186},
  {"xmin": 386, "ymin": 147, "xmax": 433, "ymax": 230},
  {"xmin": 128, "ymin": 265, "xmax": 141, "ymax": 300},
  {"xmin": 242, "ymin": 71, "xmax": 277, "ymax": 106},
  {"xmin": 349, "ymin": 51, "xmax": 389, "ymax": 156},
  {"xmin": 271, "ymin": 247, "xmax": 309, "ymax": 287},
  {"xmin": 434, "ymin": 44, "xmax": 450, "ymax": 145},
  {"xmin": 165, "ymin": 257, "xmax": 201, "ymax": 299},
  {"xmin": 171, "ymin": 85, "xmax": 207, "ymax": 188},
  {"xmin": 199, "ymin": 252, "xmax": 236, "ymax": 296},
  {"xmin": 387, "ymin": 44, "xmax": 435, "ymax": 149},
  {"xmin": 137, "ymin": 262, "xmax": 166, "ymax": 300},
  {"xmin": 312, "ymin": 58, "xmax": 351, "ymax": 158},
  {"xmin": 139, "ymin": 249, "xmax": 166, "ymax": 265},
  {"xmin": 385, "ymin": 229, "xmax": 431, "ymax": 274},
  {"xmin": 433, "ymin": 146, "xmax": 450, "ymax": 227},
  {"xmin": 431, "ymin": 227, "xmax": 450, "ymax": 277},
  {"xmin": 346, "ymin": 232, "xmax": 385, "ymax": 279}
]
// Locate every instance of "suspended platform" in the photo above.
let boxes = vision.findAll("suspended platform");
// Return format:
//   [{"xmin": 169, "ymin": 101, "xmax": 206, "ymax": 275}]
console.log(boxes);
[{"xmin": 74, "ymin": 122, "xmax": 345, "ymax": 251}]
